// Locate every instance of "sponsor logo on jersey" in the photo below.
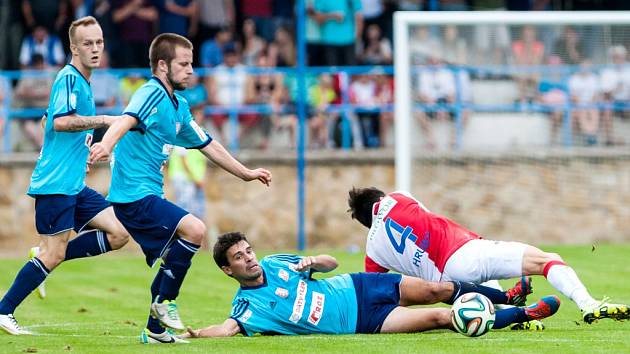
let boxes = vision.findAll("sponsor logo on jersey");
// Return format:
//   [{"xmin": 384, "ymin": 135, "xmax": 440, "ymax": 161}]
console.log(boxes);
[
  {"xmin": 240, "ymin": 309, "xmax": 252, "ymax": 323},
  {"xmin": 69, "ymin": 93, "xmax": 77, "ymax": 109},
  {"xmin": 278, "ymin": 269, "xmax": 289, "ymax": 281},
  {"xmin": 275, "ymin": 287, "xmax": 289, "ymax": 299},
  {"xmin": 289, "ymin": 280, "xmax": 307, "ymax": 323},
  {"xmin": 368, "ymin": 196, "xmax": 397, "ymax": 241},
  {"xmin": 84, "ymin": 133, "xmax": 93, "ymax": 148},
  {"xmin": 307, "ymin": 292, "xmax": 325, "ymax": 326}
]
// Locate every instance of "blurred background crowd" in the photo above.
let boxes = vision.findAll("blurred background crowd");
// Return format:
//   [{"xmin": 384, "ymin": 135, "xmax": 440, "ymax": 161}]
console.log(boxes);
[{"xmin": 1, "ymin": 0, "xmax": 629, "ymax": 152}]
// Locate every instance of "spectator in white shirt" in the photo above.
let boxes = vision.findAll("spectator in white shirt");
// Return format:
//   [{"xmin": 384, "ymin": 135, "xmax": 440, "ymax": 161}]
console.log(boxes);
[
  {"xmin": 569, "ymin": 59, "xmax": 600, "ymax": 146},
  {"xmin": 599, "ymin": 45, "xmax": 630, "ymax": 145},
  {"xmin": 19, "ymin": 26, "xmax": 65, "ymax": 69}
]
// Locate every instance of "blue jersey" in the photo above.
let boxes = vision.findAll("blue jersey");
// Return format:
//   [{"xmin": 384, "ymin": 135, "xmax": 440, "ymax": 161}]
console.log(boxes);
[
  {"xmin": 230, "ymin": 255, "xmax": 358, "ymax": 336},
  {"xmin": 28, "ymin": 64, "xmax": 95, "ymax": 196},
  {"xmin": 108, "ymin": 77, "xmax": 211, "ymax": 203}
]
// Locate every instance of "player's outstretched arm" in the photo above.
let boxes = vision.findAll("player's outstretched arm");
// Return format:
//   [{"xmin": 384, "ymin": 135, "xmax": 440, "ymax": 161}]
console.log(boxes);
[
  {"xmin": 181, "ymin": 318, "xmax": 240, "ymax": 339},
  {"xmin": 295, "ymin": 255, "xmax": 338, "ymax": 273},
  {"xmin": 53, "ymin": 113, "xmax": 119, "ymax": 132},
  {"xmin": 200, "ymin": 140, "xmax": 272, "ymax": 186},
  {"xmin": 88, "ymin": 114, "xmax": 137, "ymax": 163}
]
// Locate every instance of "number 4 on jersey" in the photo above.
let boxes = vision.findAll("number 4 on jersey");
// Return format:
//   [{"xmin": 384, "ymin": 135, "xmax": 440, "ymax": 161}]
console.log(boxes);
[{"xmin": 384, "ymin": 218, "xmax": 417, "ymax": 254}]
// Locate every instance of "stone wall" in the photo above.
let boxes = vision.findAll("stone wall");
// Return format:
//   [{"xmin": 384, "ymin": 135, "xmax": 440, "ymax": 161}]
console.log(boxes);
[{"xmin": 0, "ymin": 149, "xmax": 628, "ymax": 256}]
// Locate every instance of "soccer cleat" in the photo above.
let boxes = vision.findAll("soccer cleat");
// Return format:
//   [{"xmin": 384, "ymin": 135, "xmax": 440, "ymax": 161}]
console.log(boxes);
[
  {"xmin": 140, "ymin": 328, "xmax": 189, "ymax": 344},
  {"xmin": 524, "ymin": 295, "xmax": 561, "ymax": 322},
  {"xmin": 582, "ymin": 297, "xmax": 630, "ymax": 324},
  {"xmin": 151, "ymin": 300, "xmax": 185, "ymax": 331},
  {"xmin": 0, "ymin": 314, "xmax": 32, "ymax": 335},
  {"xmin": 505, "ymin": 276, "xmax": 532, "ymax": 306},
  {"xmin": 510, "ymin": 319, "xmax": 545, "ymax": 331},
  {"xmin": 29, "ymin": 247, "xmax": 46, "ymax": 299}
]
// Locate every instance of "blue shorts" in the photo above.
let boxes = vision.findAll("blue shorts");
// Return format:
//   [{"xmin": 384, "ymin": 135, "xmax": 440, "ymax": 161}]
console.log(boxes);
[
  {"xmin": 350, "ymin": 273, "xmax": 402, "ymax": 334},
  {"xmin": 112, "ymin": 195, "xmax": 189, "ymax": 266},
  {"xmin": 33, "ymin": 186, "xmax": 110, "ymax": 235}
]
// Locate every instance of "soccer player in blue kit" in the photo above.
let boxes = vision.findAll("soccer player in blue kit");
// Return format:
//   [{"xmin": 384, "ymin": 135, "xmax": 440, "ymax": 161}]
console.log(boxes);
[
  {"xmin": 181, "ymin": 232, "xmax": 560, "ymax": 340},
  {"xmin": 88, "ymin": 33, "xmax": 272, "ymax": 344},
  {"xmin": 0, "ymin": 16, "xmax": 130, "ymax": 336}
]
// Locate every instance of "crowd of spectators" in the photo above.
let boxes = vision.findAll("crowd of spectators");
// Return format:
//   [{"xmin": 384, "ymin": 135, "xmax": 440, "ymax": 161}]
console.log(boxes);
[{"xmin": 0, "ymin": 0, "xmax": 629, "ymax": 151}]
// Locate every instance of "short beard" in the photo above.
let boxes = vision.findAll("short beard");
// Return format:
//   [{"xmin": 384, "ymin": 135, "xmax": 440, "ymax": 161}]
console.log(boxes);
[
  {"xmin": 166, "ymin": 67, "xmax": 187, "ymax": 91},
  {"xmin": 239, "ymin": 269, "xmax": 262, "ymax": 282}
]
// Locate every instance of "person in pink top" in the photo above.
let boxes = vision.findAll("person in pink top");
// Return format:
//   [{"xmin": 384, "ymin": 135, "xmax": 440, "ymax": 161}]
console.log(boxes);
[
  {"xmin": 348, "ymin": 187, "xmax": 629, "ymax": 326},
  {"xmin": 512, "ymin": 26, "xmax": 545, "ymax": 104}
]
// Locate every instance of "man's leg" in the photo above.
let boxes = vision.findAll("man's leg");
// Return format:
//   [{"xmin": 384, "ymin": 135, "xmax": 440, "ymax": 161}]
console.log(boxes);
[
  {"xmin": 0, "ymin": 231, "xmax": 70, "ymax": 335},
  {"xmin": 151, "ymin": 214, "xmax": 204, "ymax": 330},
  {"xmin": 522, "ymin": 245, "xmax": 629, "ymax": 322},
  {"xmin": 381, "ymin": 307, "xmax": 451, "ymax": 333}
]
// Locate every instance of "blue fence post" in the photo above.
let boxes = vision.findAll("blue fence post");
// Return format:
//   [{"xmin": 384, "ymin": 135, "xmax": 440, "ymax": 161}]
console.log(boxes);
[
  {"xmin": 1, "ymin": 75, "xmax": 10, "ymax": 152},
  {"xmin": 339, "ymin": 71, "xmax": 352, "ymax": 149},
  {"xmin": 296, "ymin": 0, "xmax": 307, "ymax": 252},
  {"xmin": 453, "ymin": 66, "xmax": 464, "ymax": 150},
  {"xmin": 561, "ymin": 65, "xmax": 573, "ymax": 147}
]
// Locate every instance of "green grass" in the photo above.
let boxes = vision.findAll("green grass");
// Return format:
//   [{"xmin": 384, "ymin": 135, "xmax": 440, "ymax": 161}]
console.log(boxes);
[{"xmin": 1, "ymin": 244, "xmax": 629, "ymax": 353}]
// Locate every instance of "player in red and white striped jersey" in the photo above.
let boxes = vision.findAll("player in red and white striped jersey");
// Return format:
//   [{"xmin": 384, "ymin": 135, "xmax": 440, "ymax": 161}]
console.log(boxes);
[{"xmin": 348, "ymin": 187, "xmax": 629, "ymax": 325}]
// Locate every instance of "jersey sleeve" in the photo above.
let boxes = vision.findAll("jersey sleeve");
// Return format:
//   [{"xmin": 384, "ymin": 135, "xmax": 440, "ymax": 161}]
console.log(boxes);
[
  {"xmin": 229, "ymin": 297, "xmax": 287, "ymax": 336},
  {"xmin": 266, "ymin": 254, "xmax": 312, "ymax": 278},
  {"xmin": 123, "ymin": 86, "xmax": 165, "ymax": 134},
  {"xmin": 174, "ymin": 99, "xmax": 212, "ymax": 149},
  {"xmin": 50, "ymin": 73, "xmax": 79, "ymax": 119},
  {"xmin": 365, "ymin": 255, "xmax": 389, "ymax": 273}
]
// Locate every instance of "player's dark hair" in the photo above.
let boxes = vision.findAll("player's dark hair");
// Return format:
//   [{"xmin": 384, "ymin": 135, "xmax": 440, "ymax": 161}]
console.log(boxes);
[
  {"xmin": 213, "ymin": 232, "xmax": 249, "ymax": 268},
  {"xmin": 149, "ymin": 33, "xmax": 193, "ymax": 73},
  {"xmin": 347, "ymin": 187, "xmax": 385, "ymax": 228}
]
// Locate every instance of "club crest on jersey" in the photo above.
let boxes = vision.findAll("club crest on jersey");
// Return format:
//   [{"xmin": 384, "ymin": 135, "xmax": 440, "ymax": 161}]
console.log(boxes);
[
  {"xmin": 69, "ymin": 93, "xmax": 77, "ymax": 109},
  {"xmin": 275, "ymin": 287, "xmax": 289, "ymax": 299},
  {"xmin": 278, "ymin": 269, "xmax": 289, "ymax": 281}
]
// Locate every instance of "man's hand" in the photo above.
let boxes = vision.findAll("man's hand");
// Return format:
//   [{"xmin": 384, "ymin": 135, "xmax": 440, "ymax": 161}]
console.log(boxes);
[
  {"xmin": 243, "ymin": 168, "xmax": 272, "ymax": 186},
  {"xmin": 295, "ymin": 256, "xmax": 317, "ymax": 272},
  {"xmin": 181, "ymin": 326, "xmax": 200, "ymax": 339},
  {"xmin": 89, "ymin": 142, "xmax": 112, "ymax": 164}
]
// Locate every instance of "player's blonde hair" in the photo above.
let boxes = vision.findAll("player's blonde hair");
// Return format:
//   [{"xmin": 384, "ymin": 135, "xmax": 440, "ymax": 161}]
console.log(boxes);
[
  {"xmin": 68, "ymin": 16, "xmax": 99, "ymax": 45},
  {"xmin": 149, "ymin": 33, "xmax": 193, "ymax": 73}
]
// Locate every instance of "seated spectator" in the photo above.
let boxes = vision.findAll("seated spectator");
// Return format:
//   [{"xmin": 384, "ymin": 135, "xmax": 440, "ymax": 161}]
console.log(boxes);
[
  {"xmin": 599, "ymin": 45, "xmax": 630, "ymax": 146},
  {"xmin": 309, "ymin": 74, "xmax": 337, "ymax": 148},
  {"xmin": 205, "ymin": 45, "xmax": 252, "ymax": 144},
  {"xmin": 553, "ymin": 26, "xmax": 583, "ymax": 65},
  {"xmin": 11, "ymin": 54, "xmax": 53, "ymax": 151},
  {"xmin": 473, "ymin": 23, "xmax": 511, "ymax": 73},
  {"xmin": 409, "ymin": 26, "xmax": 440, "ymax": 65},
  {"xmin": 241, "ymin": 18, "xmax": 267, "ymax": 66},
  {"xmin": 416, "ymin": 55, "xmax": 461, "ymax": 149},
  {"xmin": 569, "ymin": 59, "xmax": 600, "ymax": 146},
  {"xmin": 537, "ymin": 55, "xmax": 569, "ymax": 145},
  {"xmin": 375, "ymin": 74, "xmax": 394, "ymax": 147},
  {"xmin": 350, "ymin": 74, "xmax": 380, "ymax": 147},
  {"xmin": 360, "ymin": 24, "xmax": 392, "ymax": 65},
  {"xmin": 200, "ymin": 27, "xmax": 235, "ymax": 68},
  {"xmin": 268, "ymin": 26, "xmax": 296, "ymax": 67},
  {"xmin": 442, "ymin": 25, "xmax": 468, "ymax": 65},
  {"xmin": 512, "ymin": 26, "xmax": 545, "ymax": 104},
  {"xmin": 19, "ymin": 26, "xmax": 65, "ymax": 69},
  {"xmin": 155, "ymin": 0, "xmax": 199, "ymax": 37},
  {"xmin": 244, "ymin": 54, "xmax": 288, "ymax": 149}
]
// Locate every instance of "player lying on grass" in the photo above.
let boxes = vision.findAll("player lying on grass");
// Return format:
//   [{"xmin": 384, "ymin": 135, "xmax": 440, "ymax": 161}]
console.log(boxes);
[
  {"xmin": 177, "ymin": 232, "xmax": 559, "ymax": 342},
  {"xmin": 347, "ymin": 187, "xmax": 629, "ymax": 325}
]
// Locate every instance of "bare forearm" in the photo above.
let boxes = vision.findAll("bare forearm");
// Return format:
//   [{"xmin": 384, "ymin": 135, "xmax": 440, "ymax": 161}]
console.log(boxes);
[
  {"xmin": 54, "ymin": 114, "xmax": 112, "ymax": 132},
  {"xmin": 200, "ymin": 141, "xmax": 248, "ymax": 180},
  {"xmin": 312, "ymin": 255, "xmax": 338, "ymax": 273},
  {"xmin": 99, "ymin": 115, "xmax": 137, "ymax": 151}
]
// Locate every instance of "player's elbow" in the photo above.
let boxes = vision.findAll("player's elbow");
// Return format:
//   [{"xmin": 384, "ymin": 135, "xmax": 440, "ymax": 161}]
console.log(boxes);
[{"xmin": 53, "ymin": 118, "xmax": 68, "ymax": 131}]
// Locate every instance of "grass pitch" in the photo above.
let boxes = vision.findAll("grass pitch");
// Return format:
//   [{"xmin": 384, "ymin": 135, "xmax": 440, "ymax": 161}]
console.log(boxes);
[{"xmin": 1, "ymin": 244, "xmax": 629, "ymax": 353}]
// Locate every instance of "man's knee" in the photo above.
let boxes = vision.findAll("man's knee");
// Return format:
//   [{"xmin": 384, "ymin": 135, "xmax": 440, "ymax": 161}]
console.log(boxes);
[
  {"xmin": 179, "ymin": 217, "xmax": 206, "ymax": 245},
  {"xmin": 38, "ymin": 247, "xmax": 65, "ymax": 270},
  {"xmin": 107, "ymin": 227, "xmax": 130, "ymax": 250}
]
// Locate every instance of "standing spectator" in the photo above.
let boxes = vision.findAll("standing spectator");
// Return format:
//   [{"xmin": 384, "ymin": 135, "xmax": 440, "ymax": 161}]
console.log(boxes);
[
  {"xmin": 350, "ymin": 74, "xmax": 380, "ymax": 148},
  {"xmin": 93, "ymin": 0, "xmax": 120, "ymax": 67},
  {"xmin": 314, "ymin": 0, "xmax": 363, "ymax": 66},
  {"xmin": 599, "ymin": 45, "xmax": 630, "ymax": 146},
  {"xmin": 195, "ymin": 0, "xmax": 234, "ymax": 63},
  {"xmin": 360, "ymin": 24, "xmax": 392, "ymax": 65},
  {"xmin": 568, "ymin": 59, "xmax": 600, "ymax": 146},
  {"xmin": 241, "ymin": 18, "xmax": 266, "ymax": 67},
  {"xmin": 512, "ymin": 25, "xmax": 545, "ymax": 104},
  {"xmin": 240, "ymin": 0, "xmax": 274, "ymax": 42},
  {"xmin": 538, "ymin": 55, "xmax": 569, "ymax": 145},
  {"xmin": 112, "ymin": 0, "xmax": 157, "ymax": 68},
  {"xmin": 553, "ymin": 26, "xmax": 583, "ymax": 65},
  {"xmin": 21, "ymin": 0, "xmax": 68, "ymax": 34},
  {"xmin": 308, "ymin": 74, "xmax": 337, "ymax": 148},
  {"xmin": 272, "ymin": 0, "xmax": 295, "ymax": 34},
  {"xmin": 11, "ymin": 54, "xmax": 53, "ymax": 151},
  {"xmin": 409, "ymin": 26, "xmax": 440, "ymax": 66},
  {"xmin": 306, "ymin": 0, "xmax": 323, "ymax": 66},
  {"xmin": 268, "ymin": 26, "xmax": 296, "ymax": 67},
  {"xmin": 155, "ymin": 0, "xmax": 198, "ymax": 37},
  {"xmin": 19, "ymin": 26, "xmax": 66, "ymax": 69},
  {"xmin": 1, "ymin": 0, "xmax": 25, "ymax": 70},
  {"xmin": 442, "ymin": 25, "xmax": 468, "ymax": 65},
  {"xmin": 205, "ymin": 45, "xmax": 250, "ymax": 143},
  {"xmin": 200, "ymin": 27, "xmax": 235, "ymax": 68}
]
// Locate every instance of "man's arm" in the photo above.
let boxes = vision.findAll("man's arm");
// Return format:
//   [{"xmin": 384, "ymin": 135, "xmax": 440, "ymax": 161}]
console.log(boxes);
[
  {"xmin": 88, "ymin": 115, "xmax": 137, "ymax": 163},
  {"xmin": 199, "ymin": 140, "xmax": 272, "ymax": 186},
  {"xmin": 53, "ymin": 114, "xmax": 118, "ymax": 132},
  {"xmin": 295, "ymin": 255, "xmax": 338, "ymax": 273},
  {"xmin": 181, "ymin": 318, "xmax": 241, "ymax": 338}
]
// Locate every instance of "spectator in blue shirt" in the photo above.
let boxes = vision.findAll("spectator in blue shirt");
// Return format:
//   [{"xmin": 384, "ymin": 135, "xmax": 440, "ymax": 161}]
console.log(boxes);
[
  {"xmin": 200, "ymin": 27, "xmax": 235, "ymax": 67},
  {"xmin": 155, "ymin": 0, "xmax": 199, "ymax": 37},
  {"xmin": 313, "ymin": 0, "xmax": 363, "ymax": 66}
]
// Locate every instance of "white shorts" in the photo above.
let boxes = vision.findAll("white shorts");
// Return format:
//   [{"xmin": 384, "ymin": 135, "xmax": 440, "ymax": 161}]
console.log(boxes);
[{"xmin": 441, "ymin": 239, "xmax": 527, "ymax": 283}]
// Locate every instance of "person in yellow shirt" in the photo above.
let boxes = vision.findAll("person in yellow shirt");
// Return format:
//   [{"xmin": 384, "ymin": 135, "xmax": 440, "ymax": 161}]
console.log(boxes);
[{"xmin": 168, "ymin": 144, "xmax": 207, "ymax": 221}]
